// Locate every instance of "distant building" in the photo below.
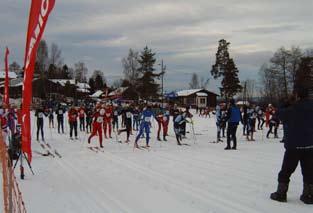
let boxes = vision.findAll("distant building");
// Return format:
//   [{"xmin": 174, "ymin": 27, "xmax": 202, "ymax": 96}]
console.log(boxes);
[
  {"xmin": 176, "ymin": 89, "xmax": 218, "ymax": 108},
  {"xmin": 90, "ymin": 86, "xmax": 139, "ymax": 101},
  {"xmin": 0, "ymin": 78, "xmax": 90, "ymax": 100}
]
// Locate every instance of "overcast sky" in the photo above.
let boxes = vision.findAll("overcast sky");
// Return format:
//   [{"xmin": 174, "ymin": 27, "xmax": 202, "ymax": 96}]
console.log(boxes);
[{"xmin": 0, "ymin": 0, "xmax": 312, "ymax": 92}]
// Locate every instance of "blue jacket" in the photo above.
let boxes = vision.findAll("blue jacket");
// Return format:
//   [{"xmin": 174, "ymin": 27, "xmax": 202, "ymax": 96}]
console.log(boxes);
[
  {"xmin": 278, "ymin": 99, "xmax": 313, "ymax": 150},
  {"xmin": 227, "ymin": 105, "xmax": 242, "ymax": 124}
]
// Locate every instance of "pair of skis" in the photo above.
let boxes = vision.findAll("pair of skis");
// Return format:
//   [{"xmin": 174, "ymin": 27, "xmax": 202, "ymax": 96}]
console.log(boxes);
[
  {"xmin": 35, "ymin": 141, "xmax": 62, "ymax": 158},
  {"xmin": 87, "ymin": 146, "xmax": 104, "ymax": 153},
  {"xmin": 133, "ymin": 143, "xmax": 151, "ymax": 151}
]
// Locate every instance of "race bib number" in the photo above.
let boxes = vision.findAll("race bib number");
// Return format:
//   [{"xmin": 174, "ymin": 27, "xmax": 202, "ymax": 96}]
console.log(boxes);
[
  {"xmin": 97, "ymin": 117, "xmax": 103, "ymax": 123},
  {"xmin": 126, "ymin": 112, "xmax": 132, "ymax": 118},
  {"xmin": 38, "ymin": 112, "xmax": 43, "ymax": 118},
  {"xmin": 58, "ymin": 110, "xmax": 63, "ymax": 114},
  {"xmin": 163, "ymin": 117, "xmax": 168, "ymax": 122},
  {"xmin": 100, "ymin": 109, "xmax": 105, "ymax": 115},
  {"xmin": 114, "ymin": 111, "xmax": 118, "ymax": 116},
  {"xmin": 145, "ymin": 117, "xmax": 150, "ymax": 122}
]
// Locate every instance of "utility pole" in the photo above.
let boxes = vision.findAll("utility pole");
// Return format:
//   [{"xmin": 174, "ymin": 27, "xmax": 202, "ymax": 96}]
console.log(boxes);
[{"xmin": 160, "ymin": 60, "xmax": 166, "ymax": 107}]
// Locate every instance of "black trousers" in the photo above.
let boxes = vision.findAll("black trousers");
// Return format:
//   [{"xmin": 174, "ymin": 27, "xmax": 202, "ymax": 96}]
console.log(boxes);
[
  {"xmin": 113, "ymin": 117, "xmax": 119, "ymax": 130},
  {"xmin": 86, "ymin": 117, "xmax": 92, "ymax": 133},
  {"xmin": 227, "ymin": 123, "xmax": 238, "ymax": 148},
  {"xmin": 57, "ymin": 116, "xmax": 64, "ymax": 133},
  {"xmin": 37, "ymin": 119, "xmax": 44, "ymax": 140},
  {"xmin": 182, "ymin": 122, "xmax": 186, "ymax": 136},
  {"xmin": 243, "ymin": 122, "xmax": 248, "ymax": 135},
  {"xmin": 69, "ymin": 121, "xmax": 78, "ymax": 138},
  {"xmin": 257, "ymin": 117, "xmax": 265, "ymax": 129},
  {"xmin": 278, "ymin": 149, "xmax": 313, "ymax": 184},
  {"xmin": 267, "ymin": 123, "xmax": 278, "ymax": 138},
  {"xmin": 79, "ymin": 117, "xmax": 85, "ymax": 131}
]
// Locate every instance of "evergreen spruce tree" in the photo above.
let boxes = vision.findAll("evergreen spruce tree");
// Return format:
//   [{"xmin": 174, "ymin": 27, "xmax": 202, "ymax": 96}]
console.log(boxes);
[
  {"xmin": 221, "ymin": 59, "xmax": 242, "ymax": 99},
  {"xmin": 211, "ymin": 39, "xmax": 242, "ymax": 99},
  {"xmin": 136, "ymin": 46, "xmax": 161, "ymax": 99}
]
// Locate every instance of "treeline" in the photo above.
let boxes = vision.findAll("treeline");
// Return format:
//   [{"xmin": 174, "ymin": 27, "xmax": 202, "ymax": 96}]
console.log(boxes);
[
  {"xmin": 119, "ymin": 46, "xmax": 164, "ymax": 100},
  {"xmin": 259, "ymin": 47, "xmax": 313, "ymax": 104},
  {"xmin": 9, "ymin": 40, "xmax": 165, "ymax": 100}
]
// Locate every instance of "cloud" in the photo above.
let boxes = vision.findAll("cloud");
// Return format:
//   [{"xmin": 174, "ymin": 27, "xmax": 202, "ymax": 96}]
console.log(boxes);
[{"xmin": 0, "ymin": 0, "xmax": 313, "ymax": 91}]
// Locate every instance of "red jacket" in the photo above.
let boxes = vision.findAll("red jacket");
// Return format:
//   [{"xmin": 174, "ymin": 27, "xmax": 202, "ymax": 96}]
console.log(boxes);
[
  {"xmin": 78, "ymin": 107, "xmax": 85, "ymax": 118},
  {"xmin": 104, "ymin": 107, "xmax": 113, "ymax": 120},
  {"xmin": 93, "ymin": 111, "xmax": 104, "ymax": 124},
  {"xmin": 68, "ymin": 108, "xmax": 78, "ymax": 122}
]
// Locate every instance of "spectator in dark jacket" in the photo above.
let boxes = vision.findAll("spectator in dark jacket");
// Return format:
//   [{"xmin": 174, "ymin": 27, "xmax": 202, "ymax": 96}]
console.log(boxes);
[{"xmin": 271, "ymin": 57, "xmax": 313, "ymax": 204}]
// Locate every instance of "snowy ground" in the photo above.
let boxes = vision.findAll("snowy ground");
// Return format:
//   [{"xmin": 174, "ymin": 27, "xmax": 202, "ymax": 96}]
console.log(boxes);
[{"xmin": 11, "ymin": 111, "xmax": 312, "ymax": 213}]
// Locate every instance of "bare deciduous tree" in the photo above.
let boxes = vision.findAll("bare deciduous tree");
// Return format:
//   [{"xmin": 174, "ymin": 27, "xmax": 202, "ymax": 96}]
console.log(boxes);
[
  {"xmin": 49, "ymin": 43, "xmax": 63, "ymax": 67},
  {"xmin": 189, "ymin": 73, "xmax": 200, "ymax": 89},
  {"xmin": 122, "ymin": 49, "xmax": 140, "ymax": 85},
  {"xmin": 74, "ymin": 61, "xmax": 88, "ymax": 83}
]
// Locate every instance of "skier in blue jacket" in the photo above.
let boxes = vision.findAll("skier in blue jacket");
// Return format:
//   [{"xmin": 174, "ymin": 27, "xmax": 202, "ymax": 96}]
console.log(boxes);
[
  {"xmin": 225, "ymin": 99, "xmax": 242, "ymax": 150},
  {"xmin": 134, "ymin": 105, "xmax": 154, "ymax": 148}
]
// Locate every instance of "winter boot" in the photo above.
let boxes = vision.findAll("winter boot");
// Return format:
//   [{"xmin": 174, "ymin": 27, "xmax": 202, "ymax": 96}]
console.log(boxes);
[
  {"xmin": 270, "ymin": 183, "xmax": 288, "ymax": 202},
  {"xmin": 300, "ymin": 183, "xmax": 313, "ymax": 204}
]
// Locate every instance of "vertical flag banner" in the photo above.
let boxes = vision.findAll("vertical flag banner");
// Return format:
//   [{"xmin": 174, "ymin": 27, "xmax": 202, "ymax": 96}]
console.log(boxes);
[
  {"xmin": 4, "ymin": 47, "xmax": 10, "ymax": 106},
  {"xmin": 21, "ymin": 0, "xmax": 55, "ymax": 162}
]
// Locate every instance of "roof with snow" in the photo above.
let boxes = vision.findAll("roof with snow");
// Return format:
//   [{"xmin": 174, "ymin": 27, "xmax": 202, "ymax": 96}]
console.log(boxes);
[
  {"xmin": 176, "ymin": 89, "xmax": 203, "ymax": 97},
  {"xmin": 176, "ymin": 89, "xmax": 218, "ymax": 97},
  {"xmin": 50, "ymin": 79, "xmax": 90, "ymax": 90},
  {"xmin": 0, "ymin": 71, "xmax": 17, "ymax": 79},
  {"xmin": 108, "ymin": 87, "xmax": 128, "ymax": 97},
  {"xmin": 90, "ymin": 90, "xmax": 104, "ymax": 98},
  {"xmin": 177, "ymin": 89, "xmax": 218, "ymax": 97}
]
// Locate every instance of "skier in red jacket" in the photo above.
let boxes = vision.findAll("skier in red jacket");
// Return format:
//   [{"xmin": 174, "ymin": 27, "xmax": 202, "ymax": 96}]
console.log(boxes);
[
  {"xmin": 68, "ymin": 106, "xmax": 78, "ymax": 140},
  {"xmin": 103, "ymin": 104, "xmax": 113, "ymax": 138},
  {"xmin": 78, "ymin": 106, "xmax": 85, "ymax": 132},
  {"xmin": 88, "ymin": 105, "xmax": 104, "ymax": 148}
]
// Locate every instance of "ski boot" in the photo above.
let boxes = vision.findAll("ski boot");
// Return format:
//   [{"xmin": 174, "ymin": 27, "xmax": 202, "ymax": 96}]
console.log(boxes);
[
  {"xmin": 134, "ymin": 142, "xmax": 139, "ymax": 149},
  {"xmin": 270, "ymin": 183, "xmax": 288, "ymax": 202},
  {"xmin": 300, "ymin": 183, "xmax": 313, "ymax": 204}
]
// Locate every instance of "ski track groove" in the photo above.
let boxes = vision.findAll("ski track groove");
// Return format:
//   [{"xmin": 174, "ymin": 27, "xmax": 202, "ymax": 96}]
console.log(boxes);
[
  {"xmin": 115, "ymin": 151, "xmax": 301, "ymax": 213},
  {"xmin": 99, "ymin": 151, "xmax": 265, "ymax": 213},
  {"xmin": 158, "ymin": 149, "xmax": 278, "ymax": 182},
  {"xmin": 52, "ymin": 155, "xmax": 131, "ymax": 213}
]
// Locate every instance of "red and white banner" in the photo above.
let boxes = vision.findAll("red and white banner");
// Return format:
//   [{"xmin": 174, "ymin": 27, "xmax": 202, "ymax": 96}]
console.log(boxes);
[
  {"xmin": 21, "ymin": 0, "xmax": 55, "ymax": 162},
  {"xmin": 4, "ymin": 47, "xmax": 10, "ymax": 107}
]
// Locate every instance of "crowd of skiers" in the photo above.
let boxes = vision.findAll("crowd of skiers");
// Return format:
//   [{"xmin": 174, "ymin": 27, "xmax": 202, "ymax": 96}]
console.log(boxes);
[
  {"xmin": 23, "ymin": 101, "xmax": 194, "ymax": 149},
  {"xmin": 0, "ymin": 99, "xmax": 293, "ymax": 151},
  {"xmin": 0, "ymin": 92, "xmax": 312, "ymax": 204},
  {"xmin": 213, "ymin": 101, "xmax": 283, "ymax": 150}
]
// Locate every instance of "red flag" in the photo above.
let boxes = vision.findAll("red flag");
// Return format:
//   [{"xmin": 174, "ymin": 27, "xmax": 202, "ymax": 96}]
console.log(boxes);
[
  {"xmin": 4, "ymin": 47, "xmax": 10, "ymax": 107},
  {"xmin": 21, "ymin": 0, "xmax": 55, "ymax": 162}
]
